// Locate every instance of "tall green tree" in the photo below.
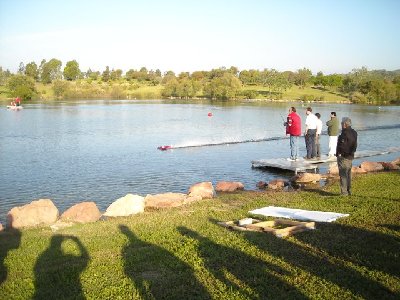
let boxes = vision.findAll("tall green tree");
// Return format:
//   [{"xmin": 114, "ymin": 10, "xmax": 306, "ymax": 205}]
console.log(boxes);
[
  {"xmin": 41, "ymin": 58, "xmax": 62, "ymax": 83},
  {"xmin": 7, "ymin": 74, "xmax": 36, "ymax": 99},
  {"xmin": 0, "ymin": 67, "xmax": 12, "ymax": 86},
  {"xmin": 18, "ymin": 62, "xmax": 25, "ymax": 74},
  {"xmin": 295, "ymin": 68, "xmax": 312, "ymax": 89},
  {"xmin": 25, "ymin": 62, "xmax": 39, "ymax": 81},
  {"xmin": 63, "ymin": 60, "xmax": 81, "ymax": 81},
  {"xmin": 239, "ymin": 69, "xmax": 260, "ymax": 85},
  {"xmin": 204, "ymin": 73, "xmax": 242, "ymax": 100},
  {"xmin": 260, "ymin": 69, "xmax": 291, "ymax": 95},
  {"xmin": 110, "ymin": 69, "xmax": 123, "ymax": 81},
  {"xmin": 102, "ymin": 66, "xmax": 110, "ymax": 82}
]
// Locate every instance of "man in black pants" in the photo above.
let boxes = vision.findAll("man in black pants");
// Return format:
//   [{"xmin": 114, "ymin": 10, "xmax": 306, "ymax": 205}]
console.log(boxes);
[
  {"xmin": 336, "ymin": 117, "xmax": 358, "ymax": 196},
  {"xmin": 304, "ymin": 107, "xmax": 318, "ymax": 159}
]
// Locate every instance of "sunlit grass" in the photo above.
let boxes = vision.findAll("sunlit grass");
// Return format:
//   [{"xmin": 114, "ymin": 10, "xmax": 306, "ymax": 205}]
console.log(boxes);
[{"xmin": 1, "ymin": 172, "xmax": 399, "ymax": 299}]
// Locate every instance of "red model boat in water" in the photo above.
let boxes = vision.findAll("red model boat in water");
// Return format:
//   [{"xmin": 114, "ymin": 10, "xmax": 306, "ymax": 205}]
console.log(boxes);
[{"xmin": 157, "ymin": 145, "xmax": 172, "ymax": 151}]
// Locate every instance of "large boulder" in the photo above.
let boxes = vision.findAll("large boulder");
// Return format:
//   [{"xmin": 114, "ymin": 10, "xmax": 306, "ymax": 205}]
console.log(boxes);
[
  {"xmin": 268, "ymin": 179, "xmax": 287, "ymax": 190},
  {"xmin": 188, "ymin": 182, "xmax": 215, "ymax": 199},
  {"xmin": 183, "ymin": 195, "xmax": 203, "ymax": 204},
  {"xmin": 60, "ymin": 201, "xmax": 101, "ymax": 223},
  {"xmin": 392, "ymin": 157, "xmax": 400, "ymax": 166},
  {"xmin": 0, "ymin": 223, "xmax": 3, "ymax": 232},
  {"xmin": 103, "ymin": 194, "xmax": 145, "ymax": 217},
  {"xmin": 215, "ymin": 181, "xmax": 244, "ymax": 192},
  {"xmin": 327, "ymin": 163, "xmax": 339, "ymax": 175},
  {"xmin": 379, "ymin": 162, "xmax": 400, "ymax": 170},
  {"xmin": 256, "ymin": 181, "xmax": 268, "ymax": 189},
  {"xmin": 145, "ymin": 193, "xmax": 186, "ymax": 208},
  {"xmin": 360, "ymin": 161, "xmax": 384, "ymax": 172},
  {"xmin": 7, "ymin": 199, "xmax": 59, "ymax": 229},
  {"xmin": 352, "ymin": 166, "xmax": 367, "ymax": 174},
  {"xmin": 329, "ymin": 163, "xmax": 368, "ymax": 175},
  {"xmin": 291, "ymin": 173, "xmax": 322, "ymax": 183}
]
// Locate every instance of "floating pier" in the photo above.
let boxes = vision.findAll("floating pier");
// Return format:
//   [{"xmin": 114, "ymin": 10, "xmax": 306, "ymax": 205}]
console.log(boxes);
[
  {"xmin": 251, "ymin": 149, "xmax": 400, "ymax": 174},
  {"xmin": 251, "ymin": 157, "xmax": 333, "ymax": 174}
]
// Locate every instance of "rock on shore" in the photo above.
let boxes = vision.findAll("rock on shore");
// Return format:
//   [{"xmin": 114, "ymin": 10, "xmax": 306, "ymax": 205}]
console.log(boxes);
[{"xmin": 7, "ymin": 199, "xmax": 59, "ymax": 229}]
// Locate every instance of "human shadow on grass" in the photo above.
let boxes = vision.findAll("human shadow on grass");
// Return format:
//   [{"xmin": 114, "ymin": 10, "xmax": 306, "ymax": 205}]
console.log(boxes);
[
  {"xmin": 297, "ymin": 223, "xmax": 400, "ymax": 279},
  {"xmin": 378, "ymin": 223, "xmax": 400, "ymax": 232},
  {"xmin": 301, "ymin": 188, "xmax": 337, "ymax": 197},
  {"xmin": 119, "ymin": 225, "xmax": 209, "ymax": 299},
  {"xmin": 177, "ymin": 226, "xmax": 306, "ymax": 299},
  {"xmin": 243, "ymin": 224, "xmax": 399, "ymax": 299},
  {"xmin": 33, "ymin": 235, "xmax": 89, "ymax": 300},
  {"xmin": 0, "ymin": 226, "xmax": 21, "ymax": 284}
]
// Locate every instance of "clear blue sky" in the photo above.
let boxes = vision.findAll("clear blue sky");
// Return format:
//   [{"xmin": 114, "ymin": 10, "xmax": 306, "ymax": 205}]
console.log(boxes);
[{"xmin": 1, "ymin": 0, "xmax": 399, "ymax": 74}]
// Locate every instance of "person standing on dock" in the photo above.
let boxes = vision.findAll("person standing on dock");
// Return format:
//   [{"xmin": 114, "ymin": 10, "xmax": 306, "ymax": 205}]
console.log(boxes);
[
  {"xmin": 336, "ymin": 117, "xmax": 358, "ymax": 196},
  {"xmin": 315, "ymin": 113, "xmax": 323, "ymax": 158},
  {"xmin": 284, "ymin": 107, "xmax": 301, "ymax": 161},
  {"xmin": 304, "ymin": 107, "xmax": 318, "ymax": 159},
  {"xmin": 326, "ymin": 112, "xmax": 339, "ymax": 157}
]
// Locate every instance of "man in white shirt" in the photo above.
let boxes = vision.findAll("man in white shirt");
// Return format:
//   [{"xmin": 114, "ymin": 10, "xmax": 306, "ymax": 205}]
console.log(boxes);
[
  {"xmin": 304, "ymin": 107, "xmax": 318, "ymax": 159},
  {"xmin": 315, "ymin": 112, "xmax": 323, "ymax": 158}
]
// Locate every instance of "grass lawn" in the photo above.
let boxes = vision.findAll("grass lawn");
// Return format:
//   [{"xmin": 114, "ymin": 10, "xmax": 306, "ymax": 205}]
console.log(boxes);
[
  {"xmin": 242, "ymin": 85, "xmax": 350, "ymax": 103},
  {"xmin": 1, "ymin": 172, "xmax": 399, "ymax": 299}
]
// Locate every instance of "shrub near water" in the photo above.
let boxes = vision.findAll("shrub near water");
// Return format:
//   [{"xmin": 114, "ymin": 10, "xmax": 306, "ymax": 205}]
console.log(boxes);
[{"xmin": 0, "ymin": 172, "xmax": 399, "ymax": 299}]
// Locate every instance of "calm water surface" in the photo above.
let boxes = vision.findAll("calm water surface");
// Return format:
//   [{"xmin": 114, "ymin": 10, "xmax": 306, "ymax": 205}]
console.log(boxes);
[{"xmin": 1, "ymin": 100, "xmax": 400, "ymax": 224}]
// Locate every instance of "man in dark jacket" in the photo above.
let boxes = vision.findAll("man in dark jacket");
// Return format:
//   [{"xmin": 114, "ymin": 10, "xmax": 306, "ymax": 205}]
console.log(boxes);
[{"xmin": 336, "ymin": 117, "xmax": 358, "ymax": 196}]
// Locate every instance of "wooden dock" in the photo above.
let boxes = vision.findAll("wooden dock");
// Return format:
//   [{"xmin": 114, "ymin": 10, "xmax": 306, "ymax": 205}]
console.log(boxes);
[
  {"xmin": 251, "ymin": 156, "xmax": 333, "ymax": 174},
  {"xmin": 251, "ymin": 149, "xmax": 400, "ymax": 174}
]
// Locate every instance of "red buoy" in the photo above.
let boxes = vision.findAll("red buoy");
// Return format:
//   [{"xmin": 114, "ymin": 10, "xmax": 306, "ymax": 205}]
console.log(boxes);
[{"xmin": 208, "ymin": 112, "xmax": 213, "ymax": 117}]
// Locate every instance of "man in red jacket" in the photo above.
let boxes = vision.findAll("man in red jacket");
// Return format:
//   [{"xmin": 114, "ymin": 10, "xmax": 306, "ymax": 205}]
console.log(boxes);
[{"xmin": 284, "ymin": 107, "xmax": 302, "ymax": 161}]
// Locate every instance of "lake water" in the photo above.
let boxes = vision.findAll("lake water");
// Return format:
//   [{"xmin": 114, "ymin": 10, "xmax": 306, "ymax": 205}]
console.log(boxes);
[{"xmin": 1, "ymin": 100, "xmax": 400, "ymax": 224}]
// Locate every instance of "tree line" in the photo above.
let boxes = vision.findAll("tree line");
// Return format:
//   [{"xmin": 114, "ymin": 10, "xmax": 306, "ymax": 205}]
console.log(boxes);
[{"xmin": 1, "ymin": 59, "xmax": 399, "ymax": 103}]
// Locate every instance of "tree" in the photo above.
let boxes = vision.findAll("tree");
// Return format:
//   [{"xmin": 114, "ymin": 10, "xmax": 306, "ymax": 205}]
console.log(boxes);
[
  {"xmin": 102, "ymin": 66, "xmax": 110, "ymax": 82},
  {"xmin": 161, "ymin": 78, "xmax": 179, "ymax": 97},
  {"xmin": 313, "ymin": 71, "xmax": 328, "ymax": 87},
  {"xmin": 260, "ymin": 69, "xmax": 291, "ymax": 96},
  {"xmin": 0, "ymin": 67, "xmax": 12, "ymax": 86},
  {"xmin": 7, "ymin": 74, "xmax": 36, "ymax": 99},
  {"xmin": 204, "ymin": 73, "xmax": 242, "ymax": 100},
  {"xmin": 110, "ymin": 69, "xmax": 123, "ymax": 81},
  {"xmin": 41, "ymin": 58, "xmax": 62, "ymax": 83},
  {"xmin": 239, "ymin": 69, "xmax": 260, "ymax": 85},
  {"xmin": 18, "ymin": 62, "xmax": 25, "ymax": 74},
  {"xmin": 25, "ymin": 62, "xmax": 39, "ymax": 81},
  {"xmin": 52, "ymin": 79, "xmax": 69, "ymax": 98},
  {"xmin": 63, "ymin": 60, "xmax": 81, "ymax": 81},
  {"xmin": 295, "ymin": 68, "xmax": 312, "ymax": 89},
  {"xmin": 326, "ymin": 74, "xmax": 343, "ymax": 88}
]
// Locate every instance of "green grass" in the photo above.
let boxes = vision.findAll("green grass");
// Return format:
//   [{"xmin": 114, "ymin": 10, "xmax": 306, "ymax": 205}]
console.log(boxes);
[
  {"xmin": 1, "ymin": 80, "xmax": 351, "ymax": 103},
  {"xmin": 1, "ymin": 172, "xmax": 399, "ymax": 299},
  {"xmin": 283, "ymin": 86, "xmax": 350, "ymax": 103},
  {"xmin": 242, "ymin": 85, "xmax": 350, "ymax": 103}
]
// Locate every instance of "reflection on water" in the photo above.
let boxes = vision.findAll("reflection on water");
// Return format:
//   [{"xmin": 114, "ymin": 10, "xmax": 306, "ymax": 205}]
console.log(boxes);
[{"xmin": 1, "ymin": 100, "xmax": 399, "ymax": 223}]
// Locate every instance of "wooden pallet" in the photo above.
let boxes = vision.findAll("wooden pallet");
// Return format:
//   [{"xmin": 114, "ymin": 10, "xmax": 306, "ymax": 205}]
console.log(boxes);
[{"xmin": 218, "ymin": 218, "xmax": 315, "ymax": 238}]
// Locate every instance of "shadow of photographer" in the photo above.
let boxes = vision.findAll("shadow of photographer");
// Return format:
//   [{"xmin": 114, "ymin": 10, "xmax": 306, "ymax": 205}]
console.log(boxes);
[
  {"xmin": 33, "ymin": 234, "xmax": 89, "ymax": 299},
  {"xmin": 242, "ymin": 223, "xmax": 398, "ymax": 299},
  {"xmin": 177, "ymin": 225, "xmax": 306, "ymax": 299},
  {"xmin": 0, "ymin": 223, "xmax": 21, "ymax": 284},
  {"xmin": 119, "ymin": 224, "xmax": 209, "ymax": 299}
]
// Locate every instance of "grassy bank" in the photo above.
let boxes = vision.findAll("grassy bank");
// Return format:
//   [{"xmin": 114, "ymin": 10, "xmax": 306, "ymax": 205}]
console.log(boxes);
[
  {"xmin": 0, "ymin": 79, "xmax": 351, "ymax": 103},
  {"xmin": 242, "ymin": 85, "xmax": 350, "ymax": 103},
  {"xmin": 1, "ymin": 172, "xmax": 399, "ymax": 299}
]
